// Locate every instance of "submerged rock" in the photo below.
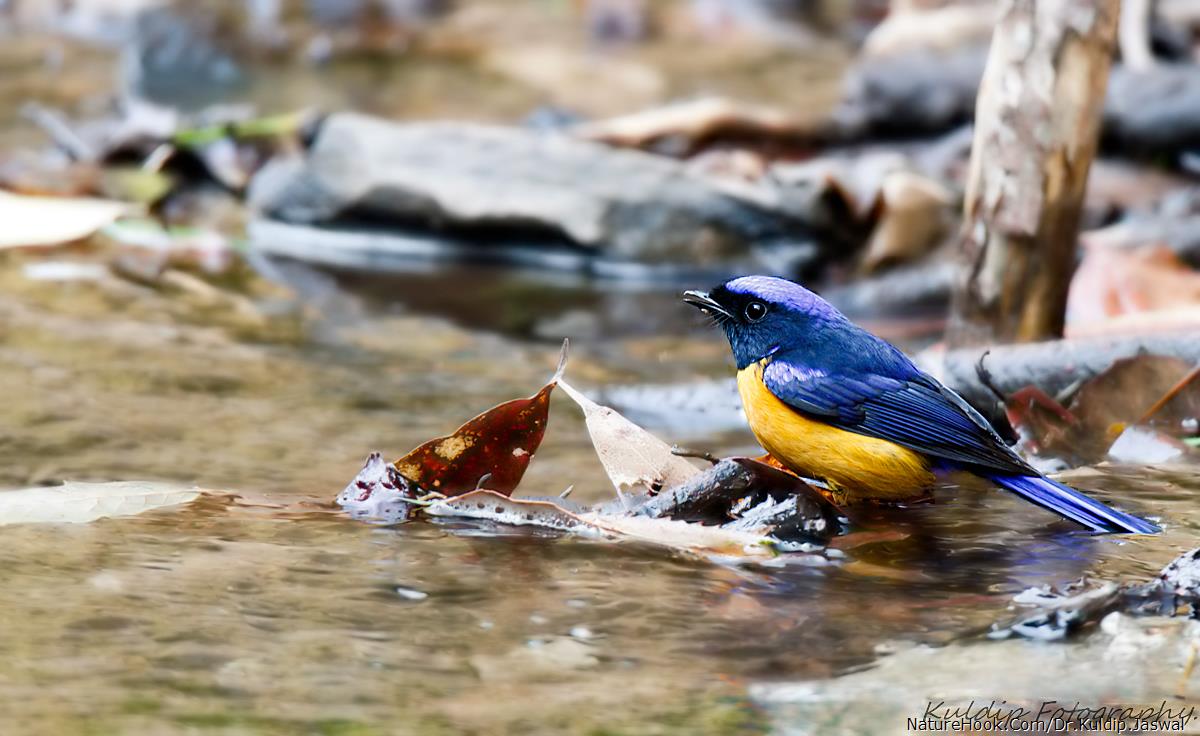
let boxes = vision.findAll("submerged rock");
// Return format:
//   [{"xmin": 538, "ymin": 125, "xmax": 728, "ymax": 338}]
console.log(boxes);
[
  {"xmin": 247, "ymin": 113, "xmax": 824, "ymax": 274},
  {"xmin": 753, "ymin": 613, "xmax": 1200, "ymax": 735}
]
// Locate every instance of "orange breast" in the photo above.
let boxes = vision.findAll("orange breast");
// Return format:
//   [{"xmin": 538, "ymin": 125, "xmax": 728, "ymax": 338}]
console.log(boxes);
[{"xmin": 736, "ymin": 361, "xmax": 934, "ymax": 502}]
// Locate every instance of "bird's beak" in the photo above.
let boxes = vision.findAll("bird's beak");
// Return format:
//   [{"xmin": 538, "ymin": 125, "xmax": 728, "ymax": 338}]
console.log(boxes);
[{"xmin": 682, "ymin": 290, "xmax": 733, "ymax": 320}]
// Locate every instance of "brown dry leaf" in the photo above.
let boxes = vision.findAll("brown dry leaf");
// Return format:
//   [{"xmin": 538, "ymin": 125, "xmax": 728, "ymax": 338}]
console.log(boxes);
[
  {"xmin": 572, "ymin": 97, "xmax": 810, "ymax": 150},
  {"xmin": 1002, "ymin": 385, "xmax": 1079, "ymax": 458},
  {"xmin": 1005, "ymin": 355, "xmax": 1200, "ymax": 464},
  {"xmin": 860, "ymin": 171, "xmax": 953, "ymax": 273},
  {"xmin": 1071, "ymin": 355, "xmax": 1200, "ymax": 442},
  {"xmin": 394, "ymin": 342, "xmax": 567, "ymax": 496},
  {"xmin": 1067, "ymin": 244, "xmax": 1200, "ymax": 337},
  {"xmin": 774, "ymin": 152, "xmax": 908, "ymax": 222},
  {"xmin": 557, "ymin": 379, "xmax": 701, "ymax": 497}
]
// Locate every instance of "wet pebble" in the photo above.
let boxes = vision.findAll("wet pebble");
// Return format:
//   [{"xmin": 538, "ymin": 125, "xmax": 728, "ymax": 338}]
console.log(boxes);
[{"xmin": 394, "ymin": 585, "xmax": 428, "ymax": 601}]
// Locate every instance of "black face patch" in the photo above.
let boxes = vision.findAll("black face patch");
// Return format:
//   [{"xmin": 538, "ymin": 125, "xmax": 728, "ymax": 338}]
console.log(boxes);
[{"xmin": 709, "ymin": 285, "xmax": 756, "ymax": 325}]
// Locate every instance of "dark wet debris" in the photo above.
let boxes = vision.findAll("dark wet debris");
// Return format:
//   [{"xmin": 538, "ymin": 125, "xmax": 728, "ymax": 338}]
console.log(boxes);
[
  {"xmin": 246, "ymin": 114, "xmax": 834, "ymax": 274},
  {"xmin": 990, "ymin": 582, "xmax": 1124, "ymax": 642},
  {"xmin": 992, "ymin": 546, "xmax": 1200, "ymax": 641},
  {"xmin": 635, "ymin": 457, "xmax": 843, "ymax": 547}
]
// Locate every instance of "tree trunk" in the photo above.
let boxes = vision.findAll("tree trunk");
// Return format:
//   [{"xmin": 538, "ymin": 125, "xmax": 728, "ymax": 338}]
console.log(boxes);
[{"xmin": 947, "ymin": 0, "xmax": 1119, "ymax": 347}]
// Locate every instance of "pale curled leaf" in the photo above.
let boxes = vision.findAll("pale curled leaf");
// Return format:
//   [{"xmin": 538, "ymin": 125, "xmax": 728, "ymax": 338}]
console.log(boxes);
[
  {"xmin": 578, "ymin": 513, "xmax": 779, "ymax": 557},
  {"xmin": 0, "ymin": 481, "xmax": 201, "ymax": 525},
  {"xmin": 1107, "ymin": 426, "xmax": 1187, "ymax": 464},
  {"xmin": 557, "ymin": 380, "xmax": 700, "ymax": 496},
  {"xmin": 0, "ymin": 191, "xmax": 134, "ymax": 249},
  {"xmin": 425, "ymin": 490, "xmax": 778, "ymax": 558},
  {"xmin": 426, "ymin": 490, "xmax": 602, "ymax": 535}
]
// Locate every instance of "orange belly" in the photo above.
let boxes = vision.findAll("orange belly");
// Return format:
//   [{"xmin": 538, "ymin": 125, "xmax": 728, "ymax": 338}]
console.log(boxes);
[{"xmin": 737, "ymin": 362, "xmax": 935, "ymax": 502}]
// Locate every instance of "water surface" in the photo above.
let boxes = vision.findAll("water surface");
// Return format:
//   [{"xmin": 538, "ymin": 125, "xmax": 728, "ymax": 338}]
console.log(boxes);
[{"xmin": 1, "ymin": 259, "xmax": 1197, "ymax": 735}]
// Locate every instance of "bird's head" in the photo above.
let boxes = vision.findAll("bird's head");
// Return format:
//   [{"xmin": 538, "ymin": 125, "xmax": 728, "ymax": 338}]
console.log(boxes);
[{"xmin": 683, "ymin": 275, "xmax": 845, "ymax": 369}]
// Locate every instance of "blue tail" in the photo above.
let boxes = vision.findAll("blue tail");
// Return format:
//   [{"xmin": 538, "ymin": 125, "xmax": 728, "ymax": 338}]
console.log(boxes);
[{"xmin": 989, "ymin": 474, "xmax": 1159, "ymax": 534}]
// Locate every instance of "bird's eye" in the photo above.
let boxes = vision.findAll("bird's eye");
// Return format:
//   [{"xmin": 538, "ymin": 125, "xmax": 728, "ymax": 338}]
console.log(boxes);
[{"xmin": 744, "ymin": 301, "xmax": 768, "ymax": 322}]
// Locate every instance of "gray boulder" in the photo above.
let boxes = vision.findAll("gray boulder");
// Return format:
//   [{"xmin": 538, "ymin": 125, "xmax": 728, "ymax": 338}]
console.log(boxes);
[{"xmin": 248, "ymin": 113, "xmax": 820, "ymax": 269}]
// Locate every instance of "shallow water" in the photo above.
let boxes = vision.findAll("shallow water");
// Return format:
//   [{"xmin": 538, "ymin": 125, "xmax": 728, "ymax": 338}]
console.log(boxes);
[
  {"xmin": 2, "ymin": 257, "xmax": 1199, "ymax": 735},
  {"xmin": 1, "ymin": 7, "xmax": 1197, "ymax": 730}
]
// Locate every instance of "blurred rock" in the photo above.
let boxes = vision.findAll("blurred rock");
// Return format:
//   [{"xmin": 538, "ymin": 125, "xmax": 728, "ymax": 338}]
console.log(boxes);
[
  {"xmin": 754, "ymin": 613, "xmax": 1200, "ymax": 733},
  {"xmin": 248, "ymin": 113, "xmax": 826, "ymax": 270},
  {"xmin": 586, "ymin": 0, "xmax": 650, "ymax": 44},
  {"xmin": 1105, "ymin": 64, "xmax": 1200, "ymax": 157},
  {"xmin": 128, "ymin": 6, "xmax": 241, "ymax": 105},
  {"xmin": 833, "ymin": 46, "xmax": 987, "ymax": 139},
  {"xmin": 1083, "ymin": 194, "xmax": 1200, "ymax": 272},
  {"xmin": 686, "ymin": 0, "xmax": 828, "ymax": 47},
  {"xmin": 835, "ymin": 47, "xmax": 1200, "ymax": 160}
]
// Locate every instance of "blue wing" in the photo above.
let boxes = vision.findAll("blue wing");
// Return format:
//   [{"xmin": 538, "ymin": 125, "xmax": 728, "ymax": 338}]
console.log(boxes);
[
  {"xmin": 762, "ymin": 349, "xmax": 1157, "ymax": 533},
  {"xmin": 762, "ymin": 353, "xmax": 1032, "ymax": 476}
]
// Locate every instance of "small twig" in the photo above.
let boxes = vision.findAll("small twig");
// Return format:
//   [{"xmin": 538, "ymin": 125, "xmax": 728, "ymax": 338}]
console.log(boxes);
[
  {"xmin": 1177, "ymin": 641, "xmax": 1199, "ymax": 699},
  {"xmin": 1054, "ymin": 376, "xmax": 1088, "ymax": 407},
  {"xmin": 559, "ymin": 485, "xmax": 574, "ymax": 499},
  {"xmin": 975, "ymin": 350, "xmax": 1007, "ymax": 405},
  {"xmin": 670, "ymin": 445, "xmax": 721, "ymax": 465},
  {"xmin": 616, "ymin": 487, "xmax": 631, "ymax": 511},
  {"xmin": 1138, "ymin": 364, "xmax": 1200, "ymax": 425},
  {"xmin": 474, "ymin": 473, "xmax": 493, "ymax": 491},
  {"xmin": 142, "ymin": 143, "xmax": 175, "ymax": 173},
  {"xmin": 20, "ymin": 102, "xmax": 95, "ymax": 161}
]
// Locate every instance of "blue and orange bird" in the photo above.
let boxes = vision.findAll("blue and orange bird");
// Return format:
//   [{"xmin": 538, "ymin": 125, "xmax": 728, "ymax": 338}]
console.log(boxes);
[{"xmin": 684, "ymin": 275, "xmax": 1158, "ymax": 534}]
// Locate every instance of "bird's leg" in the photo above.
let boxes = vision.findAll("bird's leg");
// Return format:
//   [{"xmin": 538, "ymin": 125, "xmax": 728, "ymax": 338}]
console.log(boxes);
[{"xmin": 670, "ymin": 445, "xmax": 721, "ymax": 465}]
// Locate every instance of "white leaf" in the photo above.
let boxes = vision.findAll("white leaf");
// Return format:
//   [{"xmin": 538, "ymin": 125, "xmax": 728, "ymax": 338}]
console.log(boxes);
[
  {"xmin": 425, "ymin": 490, "xmax": 778, "ymax": 558},
  {"xmin": 558, "ymin": 379, "xmax": 700, "ymax": 497},
  {"xmin": 578, "ymin": 512, "xmax": 778, "ymax": 557},
  {"xmin": 1107, "ymin": 426, "xmax": 1186, "ymax": 464},
  {"xmin": 0, "ymin": 191, "xmax": 133, "ymax": 249},
  {"xmin": 0, "ymin": 481, "xmax": 201, "ymax": 525}
]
